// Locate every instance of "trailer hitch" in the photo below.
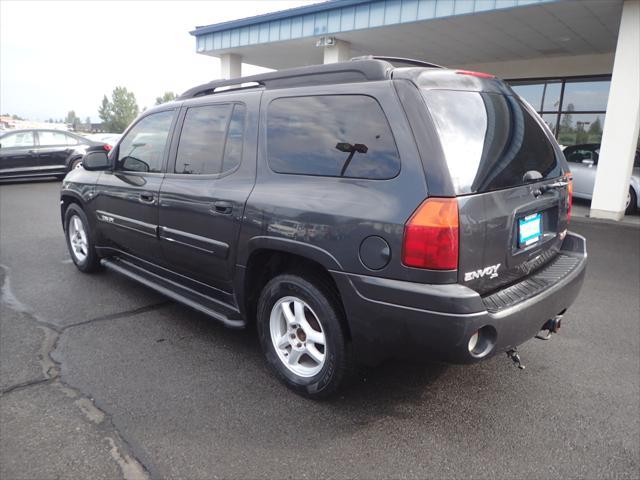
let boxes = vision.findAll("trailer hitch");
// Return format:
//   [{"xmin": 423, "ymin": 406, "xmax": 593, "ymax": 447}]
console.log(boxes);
[
  {"xmin": 535, "ymin": 314, "xmax": 563, "ymax": 341},
  {"xmin": 506, "ymin": 348, "xmax": 525, "ymax": 369}
]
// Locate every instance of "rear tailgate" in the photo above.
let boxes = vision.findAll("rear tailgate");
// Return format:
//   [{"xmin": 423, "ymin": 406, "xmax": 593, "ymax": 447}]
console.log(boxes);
[{"xmin": 422, "ymin": 85, "xmax": 571, "ymax": 295}]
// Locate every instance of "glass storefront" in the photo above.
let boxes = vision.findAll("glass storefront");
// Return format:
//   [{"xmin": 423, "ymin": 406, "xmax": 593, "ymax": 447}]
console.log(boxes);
[{"xmin": 509, "ymin": 76, "xmax": 611, "ymax": 147}]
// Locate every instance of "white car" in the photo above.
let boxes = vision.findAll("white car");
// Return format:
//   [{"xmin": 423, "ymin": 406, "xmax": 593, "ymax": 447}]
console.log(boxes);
[
  {"xmin": 563, "ymin": 143, "xmax": 640, "ymax": 214},
  {"xmin": 84, "ymin": 133, "xmax": 121, "ymax": 148}
]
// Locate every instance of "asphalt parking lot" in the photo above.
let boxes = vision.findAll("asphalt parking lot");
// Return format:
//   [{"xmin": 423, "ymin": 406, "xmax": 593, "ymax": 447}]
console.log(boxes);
[{"xmin": 1, "ymin": 179, "xmax": 639, "ymax": 480}]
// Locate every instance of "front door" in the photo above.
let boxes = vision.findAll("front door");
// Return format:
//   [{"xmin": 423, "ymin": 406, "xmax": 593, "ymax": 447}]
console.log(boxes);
[
  {"xmin": 158, "ymin": 92, "xmax": 259, "ymax": 299},
  {"xmin": 0, "ymin": 130, "xmax": 38, "ymax": 178},
  {"xmin": 92, "ymin": 109, "xmax": 177, "ymax": 264}
]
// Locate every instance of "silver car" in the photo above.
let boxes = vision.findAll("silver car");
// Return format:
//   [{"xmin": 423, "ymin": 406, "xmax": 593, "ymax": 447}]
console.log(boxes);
[{"xmin": 563, "ymin": 143, "xmax": 640, "ymax": 214}]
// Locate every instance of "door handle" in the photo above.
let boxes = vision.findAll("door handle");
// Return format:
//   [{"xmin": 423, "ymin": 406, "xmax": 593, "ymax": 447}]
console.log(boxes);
[
  {"xmin": 139, "ymin": 192, "xmax": 155, "ymax": 204},
  {"xmin": 211, "ymin": 200, "xmax": 233, "ymax": 215}
]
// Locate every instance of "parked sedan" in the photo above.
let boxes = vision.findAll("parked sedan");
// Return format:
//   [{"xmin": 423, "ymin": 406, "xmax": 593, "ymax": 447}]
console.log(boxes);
[
  {"xmin": 0, "ymin": 129, "xmax": 102, "ymax": 180},
  {"xmin": 563, "ymin": 143, "xmax": 640, "ymax": 214}
]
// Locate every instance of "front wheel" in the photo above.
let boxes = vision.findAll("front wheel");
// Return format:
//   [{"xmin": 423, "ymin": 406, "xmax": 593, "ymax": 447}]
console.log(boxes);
[
  {"xmin": 64, "ymin": 204, "xmax": 101, "ymax": 273},
  {"xmin": 257, "ymin": 273, "xmax": 353, "ymax": 398}
]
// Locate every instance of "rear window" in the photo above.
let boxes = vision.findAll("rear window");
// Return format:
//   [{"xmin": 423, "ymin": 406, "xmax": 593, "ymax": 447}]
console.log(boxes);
[
  {"xmin": 423, "ymin": 90, "xmax": 562, "ymax": 194},
  {"xmin": 267, "ymin": 95, "xmax": 400, "ymax": 180}
]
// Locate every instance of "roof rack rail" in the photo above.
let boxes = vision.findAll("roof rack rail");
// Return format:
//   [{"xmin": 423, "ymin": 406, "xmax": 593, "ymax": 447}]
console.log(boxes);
[
  {"xmin": 351, "ymin": 55, "xmax": 445, "ymax": 69},
  {"xmin": 177, "ymin": 60, "xmax": 392, "ymax": 100}
]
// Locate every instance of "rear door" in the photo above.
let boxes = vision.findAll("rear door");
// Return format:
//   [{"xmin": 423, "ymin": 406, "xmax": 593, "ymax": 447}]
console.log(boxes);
[
  {"xmin": 0, "ymin": 131, "xmax": 38, "ymax": 177},
  {"xmin": 158, "ymin": 91, "xmax": 259, "ymax": 297},
  {"xmin": 35, "ymin": 130, "xmax": 76, "ymax": 174},
  {"xmin": 421, "ymin": 87, "xmax": 571, "ymax": 294},
  {"xmin": 92, "ymin": 109, "xmax": 177, "ymax": 263}
]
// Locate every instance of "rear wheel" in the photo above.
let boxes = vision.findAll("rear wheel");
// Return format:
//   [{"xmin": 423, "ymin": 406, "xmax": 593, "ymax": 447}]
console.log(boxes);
[
  {"xmin": 625, "ymin": 187, "xmax": 637, "ymax": 215},
  {"xmin": 257, "ymin": 273, "xmax": 353, "ymax": 398},
  {"xmin": 64, "ymin": 204, "xmax": 100, "ymax": 273},
  {"xmin": 70, "ymin": 157, "xmax": 83, "ymax": 171}
]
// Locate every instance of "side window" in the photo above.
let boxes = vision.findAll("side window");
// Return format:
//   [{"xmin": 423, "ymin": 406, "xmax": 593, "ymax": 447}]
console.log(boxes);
[
  {"xmin": 174, "ymin": 103, "xmax": 245, "ymax": 175},
  {"xmin": 267, "ymin": 95, "xmax": 400, "ymax": 179},
  {"xmin": 564, "ymin": 147, "xmax": 579, "ymax": 163},
  {"xmin": 0, "ymin": 131, "xmax": 35, "ymax": 148},
  {"xmin": 38, "ymin": 131, "xmax": 69, "ymax": 146},
  {"xmin": 65, "ymin": 134, "xmax": 80, "ymax": 145},
  {"xmin": 117, "ymin": 110, "xmax": 174, "ymax": 173},
  {"xmin": 175, "ymin": 104, "xmax": 232, "ymax": 174},
  {"xmin": 565, "ymin": 147, "xmax": 594, "ymax": 164}
]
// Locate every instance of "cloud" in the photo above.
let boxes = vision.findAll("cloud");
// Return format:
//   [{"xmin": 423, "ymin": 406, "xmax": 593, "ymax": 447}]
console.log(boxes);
[{"xmin": 0, "ymin": 0, "xmax": 318, "ymax": 121}]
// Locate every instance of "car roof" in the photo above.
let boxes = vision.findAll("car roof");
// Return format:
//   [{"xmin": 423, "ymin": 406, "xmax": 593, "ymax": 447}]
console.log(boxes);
[{"xmin": 1, "ymin": 128, "xmax": 74, "ymax": 135}]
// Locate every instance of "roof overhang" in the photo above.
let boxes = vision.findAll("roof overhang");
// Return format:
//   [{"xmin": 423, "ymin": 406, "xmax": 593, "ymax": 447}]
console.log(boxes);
[{"xmin": 190, "ymin": 0, "xmax": 623, "ymax": 69}]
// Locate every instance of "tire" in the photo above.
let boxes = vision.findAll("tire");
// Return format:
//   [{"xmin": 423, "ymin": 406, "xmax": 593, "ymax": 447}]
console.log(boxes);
[
  {"xmin": 64, "ymin": 204, "xmax": 101, "ymax": 273},
  {"xmin": 257, "ymin": 273, "xmax": 353, "ymax": 398},
  {"xmin": 70, "ymin": 157, "xmax": 83, "ymax": 171},
  {"xmin": 625, "ymin": 187, "xmax": 637, "ymax": 215}
]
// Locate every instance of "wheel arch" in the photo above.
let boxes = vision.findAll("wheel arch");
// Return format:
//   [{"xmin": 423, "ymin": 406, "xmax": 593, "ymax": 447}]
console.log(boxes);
[
  {"xmin": 65, "ymin": 152, "xmax": 84, "ymax": 171},
  {"xmin": 60, "ymin": 191, "xmax": 85, "ymax": 230},
  {"xmin": 238, "ymin": 243, "xmax": 350, "ymax": 339}
]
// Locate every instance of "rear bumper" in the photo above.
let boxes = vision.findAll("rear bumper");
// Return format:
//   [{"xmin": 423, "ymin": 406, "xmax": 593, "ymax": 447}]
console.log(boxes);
[{"xmin": 332, "ymin": 232, "xmax": 587, "ymax": 365}]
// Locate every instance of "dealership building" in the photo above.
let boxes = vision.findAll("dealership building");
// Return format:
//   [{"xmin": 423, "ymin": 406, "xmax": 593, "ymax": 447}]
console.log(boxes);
[{"xmin": 190, "ymin": 0, "xmax": 640, "ymax": 220}]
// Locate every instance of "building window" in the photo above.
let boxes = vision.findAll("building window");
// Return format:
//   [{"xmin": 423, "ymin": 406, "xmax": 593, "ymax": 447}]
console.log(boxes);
[{"xmin": 509, "ymin": 76, "xmax": 611, "ymax": 147}]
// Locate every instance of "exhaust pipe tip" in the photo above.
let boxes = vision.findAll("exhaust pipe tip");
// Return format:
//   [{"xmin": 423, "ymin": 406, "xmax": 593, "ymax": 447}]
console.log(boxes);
[{"xmin": 536, "ymin": 314, "xmax": 563, "ymax": 340}]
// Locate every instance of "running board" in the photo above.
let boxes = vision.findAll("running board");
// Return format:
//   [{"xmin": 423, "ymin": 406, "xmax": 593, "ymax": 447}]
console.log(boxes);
[{"xmin": 100, "ymin": 258, "xmax": 245, "ymax": 329}]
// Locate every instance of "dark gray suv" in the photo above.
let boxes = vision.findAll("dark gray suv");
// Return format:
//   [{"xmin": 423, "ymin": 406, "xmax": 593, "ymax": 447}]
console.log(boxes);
[{"xmin": 60, "ymin": 58, "xmax": 587, "ymax": 398}]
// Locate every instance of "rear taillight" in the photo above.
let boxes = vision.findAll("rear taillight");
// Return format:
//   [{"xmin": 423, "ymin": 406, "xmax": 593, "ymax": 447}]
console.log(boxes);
[
  {"xmin": 566, "ymin": 174, "xmax": 573, "ymax": 223},
  {"xmin": 402, "ymin": 197, "xmax": 459, "ymax": 270},
  {"xmin": 455, "ymin": 69, "xmax": 495, "ymax": 79},
  {"xmin": 103, "ymin": 144, "xmax": 112, "ymax": 152}
]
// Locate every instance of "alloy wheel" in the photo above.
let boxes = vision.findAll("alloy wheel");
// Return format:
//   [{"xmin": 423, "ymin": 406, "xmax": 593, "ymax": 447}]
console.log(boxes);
[
  {"xmin": 269, "ymin": 296, "xmax": 327, "ymax": 377},
  {"xmin": 68, "ymin": 215, "xmax": 88, "ymax": 262}
]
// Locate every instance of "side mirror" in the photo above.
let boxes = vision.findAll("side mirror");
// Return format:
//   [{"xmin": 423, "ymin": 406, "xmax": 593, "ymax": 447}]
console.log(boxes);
[
  {"xmin": 82, "ymin": 151, "xmax": 111, "ymax": 171},
  {"xmin": 581, "ymin": 158, "xmax": 595, "ymax": 167}
]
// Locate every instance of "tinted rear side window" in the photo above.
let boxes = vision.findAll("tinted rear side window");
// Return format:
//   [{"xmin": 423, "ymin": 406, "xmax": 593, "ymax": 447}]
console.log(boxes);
[
  {"xmin": 423, "ymin": 90, "xmax": 562, "ymax": 194},
  {"xmin": 175, "ymin": 104, "xmax": 233, "ymax": 175},
  {"xmin": 175, "ymin": 103, "xmax": 246, "ymax": 175},
  {"xmin": 267, "ymin": 95, "xmax": 400, "ymax": 179}
]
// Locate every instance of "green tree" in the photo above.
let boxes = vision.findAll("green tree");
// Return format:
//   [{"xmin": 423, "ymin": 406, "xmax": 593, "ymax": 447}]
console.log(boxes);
[
  {"xmin": 560, "ymin": 103, "xmax": 574, "ymax": 131},
  {"xmin": 587, "ymin": 116, "xmax": 603, "ymax": 143},
  {"xmin": 98, "ymin": 87, "xmax": 139, "ymax": 133},
  {"xmin": 155, "ymin": 91, "xmax": 177, "ymax": 105},
  {"xmin": 558, "ymin": 103, "xmax": 576, "ymax": 145}
]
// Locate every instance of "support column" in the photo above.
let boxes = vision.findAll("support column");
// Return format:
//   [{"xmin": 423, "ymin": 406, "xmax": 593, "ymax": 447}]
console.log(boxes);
[
  {"xmin": 220, "ymin": 53, "xmax": 242, "ymax": 79},
  {"xmin": 590, "ymin": 0, "xmax": 640, "ymax": 220},
  {"xmin": 323, "ymin": 39, "xmax": 351, "ymax": 64}
]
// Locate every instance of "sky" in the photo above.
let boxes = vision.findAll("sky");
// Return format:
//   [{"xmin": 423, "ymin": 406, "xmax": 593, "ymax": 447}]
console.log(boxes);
[{"xmin": 0, "ymin": 0, "xmax": 321, "ymax": 122}]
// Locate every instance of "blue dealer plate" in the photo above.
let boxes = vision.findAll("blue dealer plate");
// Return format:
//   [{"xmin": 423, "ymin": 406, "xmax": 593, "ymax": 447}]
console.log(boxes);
[{"xmin": 518, "ymin": 213, "xmax": 542, "ymax": 247}]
